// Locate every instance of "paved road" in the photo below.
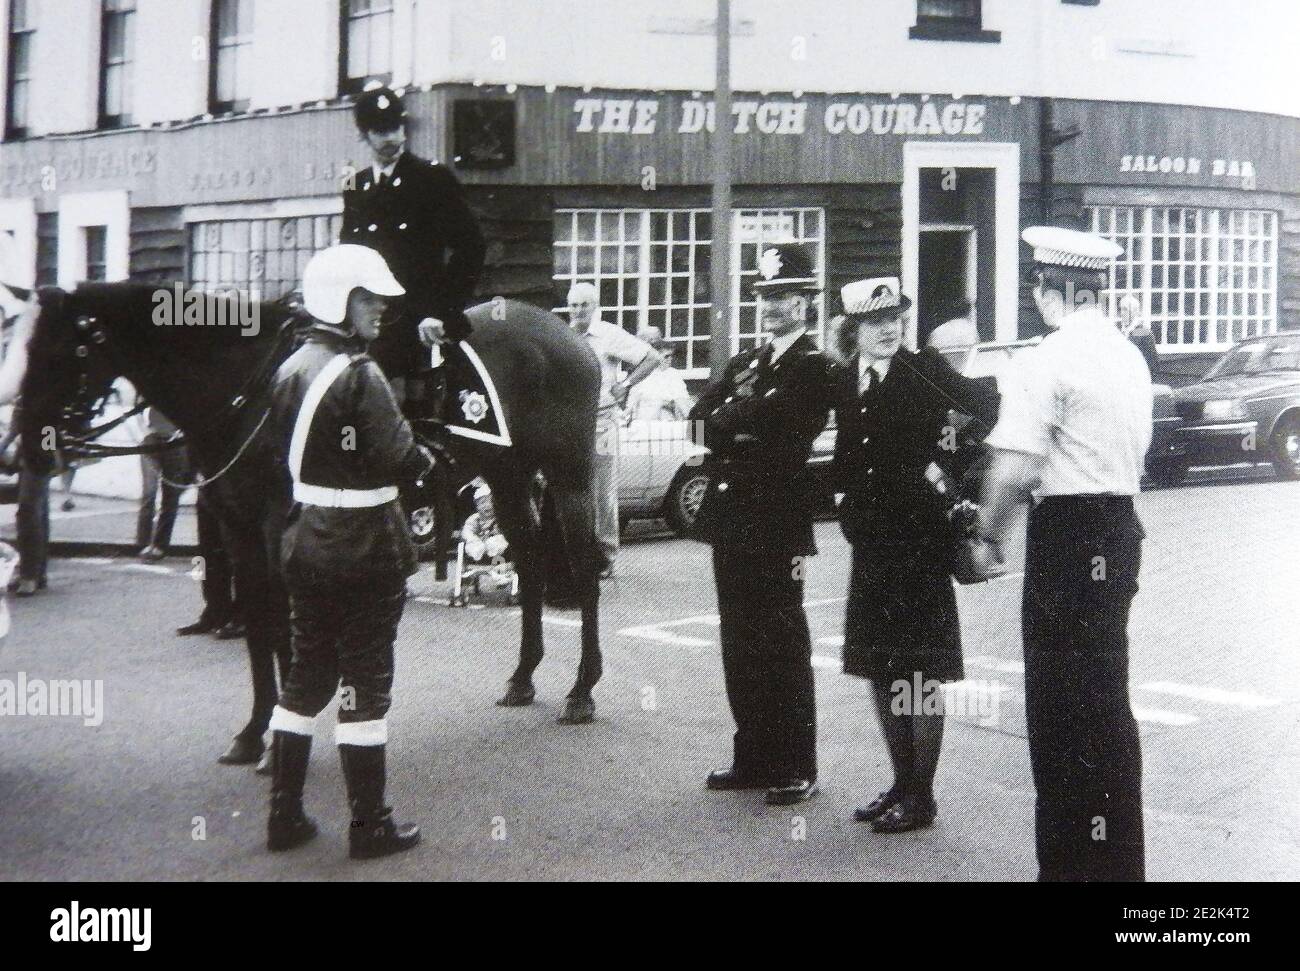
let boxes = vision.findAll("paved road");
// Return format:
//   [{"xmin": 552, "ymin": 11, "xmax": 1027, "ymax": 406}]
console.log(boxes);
[{"xmin": 1, "ymin": 473, "xmax": 1297, "ymax": 881}]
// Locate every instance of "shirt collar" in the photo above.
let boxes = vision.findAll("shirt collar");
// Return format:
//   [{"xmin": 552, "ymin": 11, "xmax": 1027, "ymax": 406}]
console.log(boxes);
[
  {"xmin": 858, "ymin": 354, "xmax": 890, "ymax": 381},
  {"xmin": 767, "ymin": 328, "xmax": 806, "ymax": 362},
  {"xmin": 1057, "ymin": 305, "xmax": 1114, "ymax": 331},
  {"xmin": 373, "ymin": 153, "xmax": 403, "ymax": 183}
]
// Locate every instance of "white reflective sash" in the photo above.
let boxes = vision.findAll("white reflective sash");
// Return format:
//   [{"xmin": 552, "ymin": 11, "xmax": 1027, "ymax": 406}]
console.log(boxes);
[{"xmin": 288, "ymin": 353, "xmax": 398, "ymax": 509}]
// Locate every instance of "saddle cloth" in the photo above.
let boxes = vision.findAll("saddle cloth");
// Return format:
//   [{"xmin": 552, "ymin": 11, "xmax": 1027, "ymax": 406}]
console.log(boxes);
[{"xmin": 444, "ymin": 342, "xmax": 512, "ymax": 448}]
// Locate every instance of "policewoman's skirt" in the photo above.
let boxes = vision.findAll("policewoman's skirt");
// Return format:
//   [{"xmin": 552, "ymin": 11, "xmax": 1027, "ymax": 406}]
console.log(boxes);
[{"xmin": 842, "ymin": 537, "xmax": 963, "ymax": 685}]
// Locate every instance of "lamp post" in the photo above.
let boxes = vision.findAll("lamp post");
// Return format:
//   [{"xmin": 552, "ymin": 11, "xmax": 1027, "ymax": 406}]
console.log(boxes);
[{"xmin": 709, "ymin": 0, "xmax": 733, "ymax": 379}]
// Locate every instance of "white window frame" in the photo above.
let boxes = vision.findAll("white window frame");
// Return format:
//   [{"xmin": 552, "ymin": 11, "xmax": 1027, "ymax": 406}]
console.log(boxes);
[
  {"xmin": 1088, "ymin": 204, "xmax": 1279, "ymax": 353},
  {"xmin": 553, "ymin": 206, "xmax": 826, "ymax": 378},
  {"xmin": 183, "ymin": 198, "xmax": 343, "ymax": 301},
  {"xmin": 57, "ymin": 190, "xmax": 129, "ymax": 287}
]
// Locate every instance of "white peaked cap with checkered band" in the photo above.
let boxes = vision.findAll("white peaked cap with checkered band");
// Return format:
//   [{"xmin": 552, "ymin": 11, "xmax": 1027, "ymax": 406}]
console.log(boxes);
[
  {"xmin": 302, "ymin": 244, "xmax": 404, "ymax": 325},
  {"xmin": 1022, "ymin": 226, "xmax": 1123, "ymax": 271}
]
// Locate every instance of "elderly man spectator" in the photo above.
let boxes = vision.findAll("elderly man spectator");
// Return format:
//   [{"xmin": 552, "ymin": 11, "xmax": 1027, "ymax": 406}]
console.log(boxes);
[
  {"xmin": 566, "ymin": 283, "xmax": 662, "ymax": 577},
  {"xmin": 626, "ymin": 326, "xmax": 692, "ymax": 423}
]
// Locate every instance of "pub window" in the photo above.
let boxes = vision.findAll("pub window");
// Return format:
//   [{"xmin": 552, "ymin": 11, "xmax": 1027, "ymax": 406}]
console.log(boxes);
[
  {"xmin": 910, "ymin": 0, "xmax": 1000, "ymax": 43},
  {"xmin": 340, "ymin": 0, "xmax": 394, "ymax": 95},
  {"xmin": 98, "ymin": 0, "xmax": 136, "ymax": 129},
  {"xmin": 552, "ymin": 208, "xmax": 825, "ymax": 376},
  {"xmin": 188, "ymin": 214, "xmax": 344, "ymax": 301},
  {"xmin": 84, "ymin": 226, "xmax": 108, "ymax": 282},
  {"xmin": 5, "ymin": 0, "xmax": 34, "ymax": 140},
  {"xmin": 210, "ymin": 0, "xmax": 254, "ymax": 115},
  {"xmin": 1089, "ymin": 205, "xmax": 1279, "ymax": 352}
]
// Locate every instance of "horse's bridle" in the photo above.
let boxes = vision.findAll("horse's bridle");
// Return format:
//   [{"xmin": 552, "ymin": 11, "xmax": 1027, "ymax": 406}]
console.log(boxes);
[{"xmin": 56, "ymin": 309, "xmax": 298, "ymax": 485}]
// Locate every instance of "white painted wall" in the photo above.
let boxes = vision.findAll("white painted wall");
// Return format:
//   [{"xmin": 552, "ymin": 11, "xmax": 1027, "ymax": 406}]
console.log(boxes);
[
  {"xmin": 4, "ymin": 0, "xmax": 1296, "ymax": 138},
  {"xmin": 134, "ymin": 0, "xmax": 208, "ymax": 127}
]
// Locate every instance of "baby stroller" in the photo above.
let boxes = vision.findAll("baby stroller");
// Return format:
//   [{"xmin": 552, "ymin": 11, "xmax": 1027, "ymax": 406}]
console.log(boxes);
[{"xmin": 449, "ymin": 479, "xmax": 519, "ymax": 608}]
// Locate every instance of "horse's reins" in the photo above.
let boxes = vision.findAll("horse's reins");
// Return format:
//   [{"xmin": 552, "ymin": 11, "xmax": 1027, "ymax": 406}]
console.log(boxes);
[{"xmin": 58, "ymin": 312, "xmax": 298, "ymax": 490}]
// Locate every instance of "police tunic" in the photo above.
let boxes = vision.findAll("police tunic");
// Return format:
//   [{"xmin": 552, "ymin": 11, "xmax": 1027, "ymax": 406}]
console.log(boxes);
[
  {"xmin": 986, "ymin": 305, "xmax": 1153, "ymax": 882},
  {"xmin": 689, "ymin": 332, "xmax": 834, "ymax": 783},
  {"xmin": 341, "ymin": 153, "xmax": 486, "ymax": 379},
  {"xmin": 270, "ymin": 328, "xmax": 435, "ymax": 727},
  {"xmin": 833, "ymin": 346, "xmax": 999, "ymax": 683}
]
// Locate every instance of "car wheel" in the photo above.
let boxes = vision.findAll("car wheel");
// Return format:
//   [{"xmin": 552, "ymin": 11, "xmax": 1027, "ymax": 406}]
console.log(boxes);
[
  {"xmin": 1271, "ymin": 413, "xmax": 1300, "ymax": 480},
  {"xmin": 664, "ymin": 468, "xmax": 711, "ymax": 537},
  {"xmin": 1146, "ymin": 458, "xmax": 1188, "ymax": 488}
]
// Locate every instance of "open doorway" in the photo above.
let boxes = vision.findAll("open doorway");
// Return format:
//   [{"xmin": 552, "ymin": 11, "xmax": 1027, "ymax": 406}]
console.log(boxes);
[{"xmin": 918, "ymin": 227, "xmax": 976, "ymax": 348}]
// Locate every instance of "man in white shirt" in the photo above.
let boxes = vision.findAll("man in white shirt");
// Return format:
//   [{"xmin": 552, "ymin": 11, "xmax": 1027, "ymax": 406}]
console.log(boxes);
[
  {"xmin": 975, "ymin": 226, "xmax": 1152, "ymax": 882},
  {"xmin": 567, "ymin": 283, "xmax": 662, "ymax": 576}
]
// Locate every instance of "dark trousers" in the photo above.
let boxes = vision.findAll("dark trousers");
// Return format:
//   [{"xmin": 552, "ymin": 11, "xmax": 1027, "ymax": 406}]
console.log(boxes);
[
  {"xmin": 15, "ymin": 461, "xmax": 49, "ymax": 584},
  {"xmin": 712, "ymin": 545, "xmax": 817, "ymax": 782},
  {"xmin": 136, "ymin": 440, "xmax": 188, "ymax": 550},
  {"xmin": 196, "ymin": 491, "xmax": 239, "ymax": 623},
  {"xmin": 280, "ymin": 578, "xmax": 406, "ymax": 724},
  {"xmin": 1023, "ymin": 496, "xmax": 1146, "ymax": 882}
]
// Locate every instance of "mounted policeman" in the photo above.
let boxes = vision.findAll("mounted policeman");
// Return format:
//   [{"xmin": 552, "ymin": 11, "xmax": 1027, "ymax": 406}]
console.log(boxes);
[{"xmin": 342, "ymin": 82, "xmax": 487, "ymax": 413}]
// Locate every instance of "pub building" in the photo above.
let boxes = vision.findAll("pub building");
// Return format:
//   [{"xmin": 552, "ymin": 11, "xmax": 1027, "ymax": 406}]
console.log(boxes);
[{"xmin": 1, "ymin": 0, "xmax": 1296, "ymax": 389}]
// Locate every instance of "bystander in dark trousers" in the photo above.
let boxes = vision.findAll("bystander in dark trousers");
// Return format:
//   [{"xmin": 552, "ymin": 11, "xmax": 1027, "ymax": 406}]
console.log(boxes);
[
  {"xmin": 197, "ymin": 489, "xmax": 239, "ymax": 624},
  {"xmin": 713, "ymin": 545, "xmax": 816, "ymax": 784},
  {"xmin": 1023, "ymin": 495, "xmax": 1146, "ymax": 882},
  {"xmin": 136, "ymin": 441, "xmax": 189, "ymax": 553},
  {"xmin": 14, "ymin": 458, "xmax": 49, "ymax": 589}
]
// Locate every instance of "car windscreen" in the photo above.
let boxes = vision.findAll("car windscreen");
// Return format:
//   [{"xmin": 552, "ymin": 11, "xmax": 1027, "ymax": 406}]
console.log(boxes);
[{"xmin": 1204, "ymin": 340, "xmax": 1300, "ymax": 379}]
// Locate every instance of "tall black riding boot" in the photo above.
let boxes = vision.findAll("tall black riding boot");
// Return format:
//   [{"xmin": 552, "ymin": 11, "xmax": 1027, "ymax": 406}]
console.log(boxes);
[
  {"xmin": 266, "ymin": 731, "xmax": 318, "ymax": 852},
  {"xmin": 339, "ymin": 743, "xmax": 421, "ymax": 860}
]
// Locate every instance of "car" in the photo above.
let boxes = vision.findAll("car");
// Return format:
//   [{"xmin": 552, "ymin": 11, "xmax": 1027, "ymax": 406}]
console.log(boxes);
[
  {"xmin": 618, "ymin": 410, "xmax": 839, "ymax": 536},
  {"xmin": 1164, "ymin": 332, "xmax": 1300, "ymax": 483},
  {"xmin": 945, "ymin": 337, "xmax": 1186, "ymax": 485}
]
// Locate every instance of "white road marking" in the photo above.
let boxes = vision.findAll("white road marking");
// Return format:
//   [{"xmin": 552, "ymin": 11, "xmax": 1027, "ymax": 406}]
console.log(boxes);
[
  {"xmin": 965, "ymin": 656, "xmax": 1025, "ymax": 675},
  {"xmin": 617, "ymin": 624, "xmax": 715, "ymax": 648},
  {"xmin": 112, "ymin": 563, "xmax": 176, "ymax": 576},
  {"xmin": 1139, "ymin": 681, "xmax": 1282, "ymax": 709},
  {"xmin": 542, "ymin": 615, "xmax": 582, "ymax": 628},
  {"xmin": 1132, "ymin": 707, "xmax": 1200, "ymax": 727}
]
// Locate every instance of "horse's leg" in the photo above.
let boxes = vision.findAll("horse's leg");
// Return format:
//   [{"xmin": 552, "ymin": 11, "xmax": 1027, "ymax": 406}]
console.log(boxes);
[
  {"xmin": 216, "ymin": 525, "xmax": 276, "ymax": 765},
  {"xmin": 485, "ymin": 466, "xmax": 543, "ymax": 706},
  {"xmin": 551, "ymin": 480, "xmax": 602, "ymax": 725}
]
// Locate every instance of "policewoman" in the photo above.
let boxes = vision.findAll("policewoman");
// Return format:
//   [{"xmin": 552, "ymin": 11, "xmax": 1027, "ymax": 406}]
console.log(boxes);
[
  {"xmin": 830, "ymin": 277, "xmax": 999, "ymax": 833},
  {"xmin": 976, "ymin": 227, "xmax": 1152, "ymax": 881},
  {"xmin": 266, "ymin": 244, "xmax": 436, "ymax": 860},
  {"xmin": 341, "ymin": 84, "xmax": 486, "ymax": 391},
  {"xmin": 690, "ymin": 242, "xmax": 835, "ymax": 806}
]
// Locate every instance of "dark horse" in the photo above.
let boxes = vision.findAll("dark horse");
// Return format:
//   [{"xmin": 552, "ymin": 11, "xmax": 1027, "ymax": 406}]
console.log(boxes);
[{"xmin": 16, "ymin": 283, "xmax": 603, "ymax": 765}]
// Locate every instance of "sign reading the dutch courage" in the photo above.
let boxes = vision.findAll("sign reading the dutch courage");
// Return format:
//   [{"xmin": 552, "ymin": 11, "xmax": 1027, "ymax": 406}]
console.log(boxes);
[{"xmin": 572, "ymin": 97, "xmax": 988, "ymax": 137}]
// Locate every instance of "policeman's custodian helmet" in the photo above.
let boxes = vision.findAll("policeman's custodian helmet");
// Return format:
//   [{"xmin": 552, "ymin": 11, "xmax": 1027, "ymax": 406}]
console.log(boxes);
[
  {"xmin": 302, "ymin": 244, "xmax": 404, "ymax": 325},
  {"xmin": 353, "ymin": 81, "xmax": 407, "ymax": 133}
]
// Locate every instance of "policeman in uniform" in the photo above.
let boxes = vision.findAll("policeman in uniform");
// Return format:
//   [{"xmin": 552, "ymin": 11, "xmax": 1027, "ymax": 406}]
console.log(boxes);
[
  {"xmin": 341, "ymin": 84, "xmax": 487, "ymax": 402},
  {"xmin": 265, "ymin": 244, "xmax": 436, "ymax": 860},
  {"xmin": 691, "ymin": 242, "xmax": 835, "ymax": 806},
  {"xmin": 974, "ymin": 226, "xmax": 1151, "ymax": 881}
]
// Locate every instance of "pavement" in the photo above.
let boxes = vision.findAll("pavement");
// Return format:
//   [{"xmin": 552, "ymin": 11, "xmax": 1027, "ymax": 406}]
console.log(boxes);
[
  {"xmin": 0, "ymin": 467, "xmax": 1297, "ymax": 881},
  {"xmin": 0, "ymin": 493, "xmax": 199, "ymax": 557}
]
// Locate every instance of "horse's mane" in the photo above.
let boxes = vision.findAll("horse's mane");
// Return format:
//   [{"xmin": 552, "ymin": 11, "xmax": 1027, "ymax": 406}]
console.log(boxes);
[{"xmin": 57, "ymin": 281, "xmax": 293, "ymax": 351}]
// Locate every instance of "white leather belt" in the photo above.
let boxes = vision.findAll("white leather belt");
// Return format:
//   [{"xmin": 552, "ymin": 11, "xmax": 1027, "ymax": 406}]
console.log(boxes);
[{"xmin": 293, "ymin": 483, "xmax": 399, "ymax": 508}]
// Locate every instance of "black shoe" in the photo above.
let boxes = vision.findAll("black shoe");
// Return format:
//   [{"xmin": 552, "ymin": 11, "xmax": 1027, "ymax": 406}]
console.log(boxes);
[
  {"xmin": 871, "ymin": 797, "xmax": 938, "ymax": 833},
  {"xmin": 176, "ymin": 614, "xmax": 226, "ymax": 636},
  {"xmin": 706, "ymin": 767, "xmax": 768, "ymax": 791},
  {"xmin": 215, "ymin": 619, "xmax": 247, "ymax": 640},
  {"xmin": 267, "ymin": 731, "xmax": 318, "ymax": 852},
  {"xmin": 765, "ymin": 779, "xmax": 818, "ymax": 806},
  {"xmin": 339, "ymin": 743, "xmax": 420, "ymax": 860},
  {"xmin": 853, "ymin": 788, "xmax": 904, "ymax": 824}
]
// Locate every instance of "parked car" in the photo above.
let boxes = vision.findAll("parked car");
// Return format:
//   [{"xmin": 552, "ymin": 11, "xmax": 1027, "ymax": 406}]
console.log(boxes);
[{"xmin": 1164, "ymin": 333, "xmax": 1300, "ymax": 483}]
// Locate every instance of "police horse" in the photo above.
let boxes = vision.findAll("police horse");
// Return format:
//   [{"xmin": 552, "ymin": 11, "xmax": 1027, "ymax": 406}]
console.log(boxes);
[{"xmin": 15, "ymin": 283, "xmax": 604, "ymax": 767}]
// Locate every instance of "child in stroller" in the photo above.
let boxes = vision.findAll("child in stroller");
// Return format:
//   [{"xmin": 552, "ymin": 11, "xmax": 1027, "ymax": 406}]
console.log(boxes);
[{"xmin": 450, "ymin": 479, "xmax": 517, "ymax": 606}]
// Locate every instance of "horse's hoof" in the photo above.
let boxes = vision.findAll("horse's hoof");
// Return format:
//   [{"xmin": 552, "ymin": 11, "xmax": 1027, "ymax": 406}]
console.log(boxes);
[
  {"xmin": 496, "ymin": 683, "xmax": 536, "ymax": 707},
  {"xmin": 557, "ymin": 698, "xmax": 595, "ymax": 725},
  {"xmin": 255, "ymin": 750, "xmax": 274, "ymax": 776},
  {"xmin": 217, "ymin": 734, "xmax": 264, "ymax": 765}
]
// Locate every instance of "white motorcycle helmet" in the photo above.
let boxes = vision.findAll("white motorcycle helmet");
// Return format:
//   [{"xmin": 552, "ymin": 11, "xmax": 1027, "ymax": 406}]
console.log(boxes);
[{"xmin": 302, "ymin": 244, "xmax": 404, "ymax": 326}]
